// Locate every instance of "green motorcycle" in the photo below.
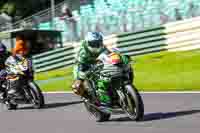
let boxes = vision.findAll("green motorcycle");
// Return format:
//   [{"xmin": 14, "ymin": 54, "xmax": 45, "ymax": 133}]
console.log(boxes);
[{"xmin": 83, "ymin": 59, "xmax": 144, "ymax": 122}]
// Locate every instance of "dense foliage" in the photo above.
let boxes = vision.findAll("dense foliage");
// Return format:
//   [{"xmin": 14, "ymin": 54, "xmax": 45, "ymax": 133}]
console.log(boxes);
[{"xmin": 0, "ymin": 0, "xmax": 64, "ymax": 21}]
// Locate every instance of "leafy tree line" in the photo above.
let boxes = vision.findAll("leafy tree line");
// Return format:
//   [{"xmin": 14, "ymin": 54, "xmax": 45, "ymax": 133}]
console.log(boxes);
[{"xmin": 0, "ymin": 0, "xmax": 64, "ymax": 22}]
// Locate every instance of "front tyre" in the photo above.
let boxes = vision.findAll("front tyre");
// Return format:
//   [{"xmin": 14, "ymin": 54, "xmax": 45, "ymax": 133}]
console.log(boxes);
[
  {"xmin": 28, "ymin": 81, "xmax": 45, "ymax": 109},
  {"xmin": 124, "ymin": 84, "xmax": 144, "ymax": 121}
]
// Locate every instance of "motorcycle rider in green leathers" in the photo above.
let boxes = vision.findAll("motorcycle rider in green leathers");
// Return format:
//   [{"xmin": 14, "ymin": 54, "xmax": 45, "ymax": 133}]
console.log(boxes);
[{"xmin": 72, "ymin": 32, "xmax": 130, "ymax": 109}]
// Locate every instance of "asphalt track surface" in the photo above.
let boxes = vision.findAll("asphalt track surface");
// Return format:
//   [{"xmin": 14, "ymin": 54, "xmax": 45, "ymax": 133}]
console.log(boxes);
[{"xmin": 0, "ymin": 93, "xmax": 200, "ymax": 133}]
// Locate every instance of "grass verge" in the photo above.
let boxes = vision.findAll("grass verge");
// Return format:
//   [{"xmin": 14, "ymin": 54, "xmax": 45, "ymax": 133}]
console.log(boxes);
[{"xmin": 35, "ymin": 49, "xmax": 200, "ymax": 92}]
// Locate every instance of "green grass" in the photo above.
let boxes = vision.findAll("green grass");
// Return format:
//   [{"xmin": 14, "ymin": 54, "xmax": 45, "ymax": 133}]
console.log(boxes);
[
  {"xmin": 35, "ymin": 67, "xmax": 73, "ymax": 80},
  {"xmin": 134, "ymin": 50, "xmax": 200, "ymax": 91},
  {"xmin": 35, "ymin": 49, "xmax": 200, "ymax": 92},
  {"xmin": 35, "ymin": 67, "xmax": 73, "ymax": 92}
]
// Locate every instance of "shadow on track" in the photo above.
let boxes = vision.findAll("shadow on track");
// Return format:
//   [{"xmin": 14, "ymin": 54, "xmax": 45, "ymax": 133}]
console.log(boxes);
[
  {"xmin": 142, "ymin": 109, "xmax": 200, "ymax": 122},
  {"xmin": 44, "ymin": 100, "xmax": 83, "ymax": 109},
  {"xmin": 107, "ymin": 109, "xmax": 200, "ymax": 122},
  {"xmin": 17, "ymin": 101, "xmax": 83, "ymax": 110}
]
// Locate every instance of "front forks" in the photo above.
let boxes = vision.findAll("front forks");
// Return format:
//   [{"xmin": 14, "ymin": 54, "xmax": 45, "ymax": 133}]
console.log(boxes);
[{"xmin": 116, "ymin": 90, "xmax": 126, "ymax": 109}]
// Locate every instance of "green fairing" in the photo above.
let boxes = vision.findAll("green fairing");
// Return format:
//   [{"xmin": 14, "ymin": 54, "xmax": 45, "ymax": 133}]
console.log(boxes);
[
  {"xmin": 97, "ymin": 79, "xmax": 111, "ymax": 104},
  {"xmin": 120, "ymin": 55, "xmax": 130, "ymax": 65},
  {"xmin": 97, "ymin": 79, "xmax": 110, "ymax": 90},
  {"xmin": 98, "ymin": 93, "xmax": 111, "ymax": 104}
]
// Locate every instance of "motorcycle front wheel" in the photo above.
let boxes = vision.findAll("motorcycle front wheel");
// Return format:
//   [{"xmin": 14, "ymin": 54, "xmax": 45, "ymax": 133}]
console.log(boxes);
[
  {"xmin": 28, "ymin": 81, "xmax": 45, "ymax": 109},
  {"xmin": 123, "ymin": 84, "xmax": 144, "ymax": 121}
]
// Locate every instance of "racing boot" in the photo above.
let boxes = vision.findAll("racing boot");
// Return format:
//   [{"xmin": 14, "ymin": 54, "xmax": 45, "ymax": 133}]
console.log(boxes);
[{"xmin": 72, "ymin": 79, "xmax": 85, "ymax": 96}]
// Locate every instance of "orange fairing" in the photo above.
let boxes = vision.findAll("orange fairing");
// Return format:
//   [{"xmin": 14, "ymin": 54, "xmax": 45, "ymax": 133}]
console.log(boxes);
[{"xmin": 108, "ymin": 53, "xmax": 121, "ymax": 64}]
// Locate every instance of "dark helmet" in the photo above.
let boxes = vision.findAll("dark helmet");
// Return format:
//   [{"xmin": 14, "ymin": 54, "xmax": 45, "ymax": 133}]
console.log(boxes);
[
  {"xmin": 0, "ymin": 41, "xmax": 7, "ymax": 54},
  {"xmin": 85, "ymin": 32, "xmax": 104, "ymax": 54}
]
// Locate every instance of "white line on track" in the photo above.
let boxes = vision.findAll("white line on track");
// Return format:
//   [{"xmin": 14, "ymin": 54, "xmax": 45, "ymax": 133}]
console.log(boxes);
[{"xmin": 43, "ymin": 91, "xmax": 200, "ymax": 94}]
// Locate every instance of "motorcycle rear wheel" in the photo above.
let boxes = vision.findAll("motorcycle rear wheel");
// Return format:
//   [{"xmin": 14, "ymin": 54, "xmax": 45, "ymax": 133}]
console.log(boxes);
[{"xmin": 84, "ymin": 100, "xmax": 111, "ymax": 122}]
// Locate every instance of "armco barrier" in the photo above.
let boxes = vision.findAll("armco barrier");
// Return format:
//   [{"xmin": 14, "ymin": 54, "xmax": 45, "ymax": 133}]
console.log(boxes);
[
  {"xmin": 32, "ymin": 46, "xmax": 75, "ymax": 73},
  {"xmin": 32, "ymin": 16, "xmax": 200, "ymax": 73}
]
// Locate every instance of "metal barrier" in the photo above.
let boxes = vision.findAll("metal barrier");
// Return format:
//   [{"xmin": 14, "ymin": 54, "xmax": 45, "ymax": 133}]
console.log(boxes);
[{"xmin": 32, "ymin": 46, "xmax": 75, "ymax": 72}]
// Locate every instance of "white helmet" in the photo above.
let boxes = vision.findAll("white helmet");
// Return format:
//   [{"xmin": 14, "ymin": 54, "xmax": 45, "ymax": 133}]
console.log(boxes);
[{"xmin": 85, "ymin": 32, "xmax": 104, "ymax": 54}]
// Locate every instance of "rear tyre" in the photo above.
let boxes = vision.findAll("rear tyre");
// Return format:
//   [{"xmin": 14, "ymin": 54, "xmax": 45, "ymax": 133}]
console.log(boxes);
[
  {"xmin": 124, "ymin": 84, "xmax": 144, "ymax": 121},
  {"xmin": 84, "ymin": 100, "xmax": 111, "ymax": 122},
  {"xmin": 28, "ymin": 81, "xmax": 45, "ymax": 109}
]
